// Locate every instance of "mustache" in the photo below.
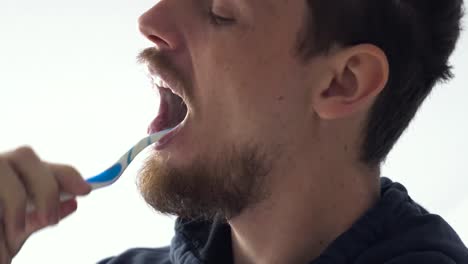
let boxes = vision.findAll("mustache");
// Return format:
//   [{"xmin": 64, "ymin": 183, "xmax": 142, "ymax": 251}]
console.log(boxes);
[{"xmin": 137, "ymin": 47, "xmax": 193, "ymax": 99}]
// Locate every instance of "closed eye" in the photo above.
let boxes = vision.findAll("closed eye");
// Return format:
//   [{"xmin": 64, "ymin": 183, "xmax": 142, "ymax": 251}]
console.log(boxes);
[{"xmin": 208, "ymin": 10, "xmax": 236, "ymax": 26}]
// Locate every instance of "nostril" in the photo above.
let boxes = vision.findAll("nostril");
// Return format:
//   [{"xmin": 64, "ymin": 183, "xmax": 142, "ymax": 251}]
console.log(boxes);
[
  {"xmin": 148, "ymin": 35, "xmax": 172, "ymax": 50},
  {"xmin": 138, "ymin": 8, "xmax": 180, "ymax": 51}
]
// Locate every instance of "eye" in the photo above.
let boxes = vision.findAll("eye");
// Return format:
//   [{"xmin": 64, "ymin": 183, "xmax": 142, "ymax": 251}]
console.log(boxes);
[{"xmin": 208, "ymin": 10, "xmax": 236, "ymax": 26}]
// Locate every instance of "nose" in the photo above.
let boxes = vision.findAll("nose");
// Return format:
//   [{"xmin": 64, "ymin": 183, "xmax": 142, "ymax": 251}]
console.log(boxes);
[{"xmin": 138, "ymin": 1, "xmax": 181, "ymax": 51}]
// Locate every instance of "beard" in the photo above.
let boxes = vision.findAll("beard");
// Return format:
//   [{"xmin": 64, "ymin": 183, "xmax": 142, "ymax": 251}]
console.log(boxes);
[
  {"xmin": 137, "ymin": 143, "xmax": 275, "ymax": 221},
  {"xmin": 136, "ymin": 47, "xmax": 277, "ymax": 221}
]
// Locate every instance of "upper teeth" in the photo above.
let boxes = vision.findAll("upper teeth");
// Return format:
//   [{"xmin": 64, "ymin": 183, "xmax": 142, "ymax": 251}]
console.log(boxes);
[
  {"xmin": 155, "ymin": 78, "xmax": 176, "ymax": 94},
  {"xmin": 156, "ymin": 78, "xmax": 170, "ymax": 89}
]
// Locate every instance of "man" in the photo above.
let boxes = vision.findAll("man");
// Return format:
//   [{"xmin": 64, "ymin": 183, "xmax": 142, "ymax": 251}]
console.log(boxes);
[{"xmin": 0, "ymin": 0, "xmax": 467, "ymax": 263}]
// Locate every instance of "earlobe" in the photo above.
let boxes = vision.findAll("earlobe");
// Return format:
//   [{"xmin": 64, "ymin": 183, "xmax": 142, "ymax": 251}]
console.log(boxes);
[{"xmin": 315, "ymin": 44, "xmax": 389, "ymax": 120}]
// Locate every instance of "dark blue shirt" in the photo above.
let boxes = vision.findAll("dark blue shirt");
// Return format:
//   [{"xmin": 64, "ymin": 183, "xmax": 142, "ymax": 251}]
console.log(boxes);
[{"xmin": 99, "ymin": 177, "xmax": 468, "ymax": 263}]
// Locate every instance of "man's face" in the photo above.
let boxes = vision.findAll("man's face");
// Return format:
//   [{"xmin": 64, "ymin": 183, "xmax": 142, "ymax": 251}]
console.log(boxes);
[{"xmin": 137, "ymin": 0, "xmax": 322, "ymax": 219}]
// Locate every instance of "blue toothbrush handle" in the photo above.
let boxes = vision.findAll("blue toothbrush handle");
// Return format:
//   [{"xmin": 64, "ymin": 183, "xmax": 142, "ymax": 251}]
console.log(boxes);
[
  {"xmin": 86, "ymin": 164, "xmax": 123, "ymax": 184},
  {"xmin": 22, "ymin": 128, "xmax": 174, "ymax": 214},
  {"xmin": 23, "ymin": 165, "xmax": 123, "ymax": 213}
]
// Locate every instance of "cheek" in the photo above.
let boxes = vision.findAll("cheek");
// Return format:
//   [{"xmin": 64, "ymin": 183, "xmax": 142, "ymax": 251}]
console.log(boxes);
[
  {"xmin": 191, "ymin": 27, "xmax": 308, "ymax": 135},
  {"xmin": 209, "ymin": 59, "xmax": 305, "ymax": 136}
]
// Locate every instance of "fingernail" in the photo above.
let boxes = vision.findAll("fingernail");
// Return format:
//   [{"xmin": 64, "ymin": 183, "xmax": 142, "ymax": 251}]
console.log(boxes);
[
  {"xmin": 61, "ymin": 199, "xmax": 78, "ymax": 216},
  {"xmin": 83, "ymin": 183, "xmax": 92, "ymax": 194},
  {"xmin": 48, "ymin": 210, "xmax": 58, "ymax": 225},
  {"xmin": 40, "ymin": 212, "xmax": 49, "ymax": 226}
]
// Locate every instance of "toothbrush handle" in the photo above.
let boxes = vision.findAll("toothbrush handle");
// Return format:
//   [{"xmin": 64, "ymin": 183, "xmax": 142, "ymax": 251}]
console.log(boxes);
[
  {"xmin": 14, "ymin": 130, "xmax": 173, "ymax": 217},
  {"xmin": 22, "ymin": 193, "xmax": 73, "ymax": 214},
  {"xmin": 24, "ymin": 182, "xmax": 101, "ymax": 214}
]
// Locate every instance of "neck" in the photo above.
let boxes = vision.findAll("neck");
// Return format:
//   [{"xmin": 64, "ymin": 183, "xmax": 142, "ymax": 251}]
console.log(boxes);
[{"xmin": 228, "ymin": 146, "xmax": 381, "ymax": 264}]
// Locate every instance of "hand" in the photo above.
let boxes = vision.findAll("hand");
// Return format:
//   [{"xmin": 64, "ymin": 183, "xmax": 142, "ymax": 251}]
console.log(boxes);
[{"xmin": 0, "ymin": 146, "xmax": 91, "ymax": 264}]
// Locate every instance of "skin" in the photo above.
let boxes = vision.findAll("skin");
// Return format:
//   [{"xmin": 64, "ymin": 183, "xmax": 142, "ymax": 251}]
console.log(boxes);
[
  {"xmin": 138, "ymin": 0, "xmax": 389, "ymax": 264},
  {"xmin": 0, "ymin": 147, "xmax": 91, "ymax": 264},
  {"xmin": 0, "ymin": 0, "xmax": 389, "ymax": 263}
]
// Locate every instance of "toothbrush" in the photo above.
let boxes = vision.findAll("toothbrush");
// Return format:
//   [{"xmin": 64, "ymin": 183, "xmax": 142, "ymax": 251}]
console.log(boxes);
[{"xmin": 21, "ymin": 128, "xmax": 174, "ymax": 213}]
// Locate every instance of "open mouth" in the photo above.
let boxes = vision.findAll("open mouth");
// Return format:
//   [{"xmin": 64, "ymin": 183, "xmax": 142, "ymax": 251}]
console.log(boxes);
[{"xmin": 148, "ymin": 86, "xmax": 188, "ymax": 134}]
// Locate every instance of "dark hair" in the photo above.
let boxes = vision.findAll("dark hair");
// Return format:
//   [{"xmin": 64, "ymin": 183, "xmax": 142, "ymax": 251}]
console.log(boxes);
[{"xmin": 298, "ymin": 0, "xmax": 464, "ymax": 167}]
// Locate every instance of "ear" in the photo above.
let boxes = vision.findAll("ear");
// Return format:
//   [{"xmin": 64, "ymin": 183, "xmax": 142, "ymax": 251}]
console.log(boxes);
[{"xmin": 313, "ymin": 44, "xmax": 389, "ymax": 120}]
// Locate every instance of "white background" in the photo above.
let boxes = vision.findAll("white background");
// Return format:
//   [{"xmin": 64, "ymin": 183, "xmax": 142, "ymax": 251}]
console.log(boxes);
[{"xmin": 0, "ymin": 0, "xmax": 467, "ymax": 263}]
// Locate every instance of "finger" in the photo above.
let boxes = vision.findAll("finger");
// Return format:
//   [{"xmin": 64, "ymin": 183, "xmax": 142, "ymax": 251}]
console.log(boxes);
[
  {"xmin": 0, "ymin": 242, "xmax": 11, "ymax": 264},
  {"xmin": 7, "ymin": 208, "xmax": 51, "ymax": 259},
  {"xmin": 0, "ymin": 222, "xmax": 12, "ymax": 264},
  {"xmin": 46, "ymin": 163, "xmax": 91, "ymax": 196},
  {"xmin": 0, "ymin": 159, "xmax": 27, "ymax": 257},
  {"xmin": 5, "ymin": 147, "xmax": 60, "ymax": 225},
  {"xmin": 10, "ymin": 198, "xmax": 80, "ymax": 257},
  {"xmin": 23, "ymin": 198, "xmax": 78, "ymax": 236},
  {"xmin": 57, "ymin": 199, "xmax": 78, "ymax": 220}
]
